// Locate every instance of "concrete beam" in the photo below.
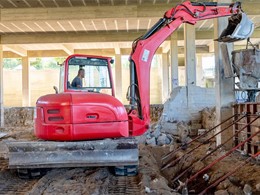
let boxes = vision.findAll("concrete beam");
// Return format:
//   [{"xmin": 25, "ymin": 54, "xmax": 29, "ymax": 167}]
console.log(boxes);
[
  {"xmin": 61, "ymin": 44, "xmax": 74, "ymax": 55},
  {"xmin": 0, "ymin": 3, "xmax": 258, "ymax": 23},
  {"xmin": 2, "ymin": 30, "xmax": 260, "ymax": 45},
  {"xmin": 0, "ymin": 30, "xmax": 213, "ymax": 44},
  {"xmin": 4, "ymin": 45, "xmax": 27, "ymax": 57},
  {"xmin": 114, "ymin": 43, "xmax": 121, "ymax": 55},
  {"xmin": 1, "ymin": 46, "xmax": 211, "ymax": 58},
  {"xmin": 208, "ymin": 41, "xmax": 215, "ymax": 53}
]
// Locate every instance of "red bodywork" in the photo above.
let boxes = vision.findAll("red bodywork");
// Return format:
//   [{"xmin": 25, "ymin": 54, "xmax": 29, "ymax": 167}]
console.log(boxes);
[
  {"xmin": 35, "ymin": 54, "xmax": 129, "ymax": 141},
  {"xmin": 35, "ymin": 1, "xmax": 244, "ymax": 141}
]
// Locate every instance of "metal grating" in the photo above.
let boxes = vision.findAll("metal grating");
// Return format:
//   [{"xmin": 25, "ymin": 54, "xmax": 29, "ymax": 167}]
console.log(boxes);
[{"xmin": 234, "ymin": 103, "xmax": 260, "ymax": 155}]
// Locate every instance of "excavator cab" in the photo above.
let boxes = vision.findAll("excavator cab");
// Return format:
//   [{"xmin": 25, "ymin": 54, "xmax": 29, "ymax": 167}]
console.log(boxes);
[
  {"xmin": 58, "ymin": 55, "xmax": 115, "ymax": 96},
  {"xmin": 217, "ymin": 13, "xmax": 254, "ymax": 42}
]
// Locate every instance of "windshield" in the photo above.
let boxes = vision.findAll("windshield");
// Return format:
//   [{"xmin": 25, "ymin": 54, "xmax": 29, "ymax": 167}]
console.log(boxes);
[{"xmin": 67, "ymin": 56, "xmax": 112, "ymax": 94}]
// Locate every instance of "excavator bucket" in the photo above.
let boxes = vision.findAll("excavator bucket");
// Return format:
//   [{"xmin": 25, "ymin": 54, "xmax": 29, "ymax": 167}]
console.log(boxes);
[
  {"xmin": 217, "ymin": 13, "xmax": 254, "ymax": 43},
  {"xmin": 4, "ymin": 138, "xmax": 138, "ymax": 169}
]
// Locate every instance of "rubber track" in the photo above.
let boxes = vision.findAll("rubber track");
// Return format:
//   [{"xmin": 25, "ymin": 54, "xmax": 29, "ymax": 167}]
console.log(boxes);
[
  {"xmin": 0, "ymin": 158, "xmax": 37, "ymax": 195},
  {"xmin": 108, "ymin": 175, "xmax": 141, "ymax": 195}
]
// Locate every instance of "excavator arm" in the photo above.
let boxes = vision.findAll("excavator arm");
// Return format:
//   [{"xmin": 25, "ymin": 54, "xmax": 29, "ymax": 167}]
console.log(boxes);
[{"xmin": 128, "ymin": 1, "xmax": 254, "ymax": 136}]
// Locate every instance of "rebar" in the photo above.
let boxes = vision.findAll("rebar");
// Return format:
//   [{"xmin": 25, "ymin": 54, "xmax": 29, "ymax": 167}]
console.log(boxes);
[
  {"xmin": 200, "ymin": 116, "xmax": 260, "ymax": 161},
  {"xmin": 161, "ymin": 114, "xmax": 246, "ymax": 170},
  {"xmin": 198, "ymin": 151, "xmax": 260, "ymax": 195},
  {"xmin": 162, "ymin": 114, "xmax": 238, "ymax": 161},
  {"xmin": 187, "ymin": 129, "xmax": 260, "ymax": 184}
]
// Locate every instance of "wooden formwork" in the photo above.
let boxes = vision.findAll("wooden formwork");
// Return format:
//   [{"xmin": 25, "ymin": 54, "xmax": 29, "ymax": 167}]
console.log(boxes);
[{"xmin": 233, "ymin": 103, "xmax": 260, "ymax": 155}]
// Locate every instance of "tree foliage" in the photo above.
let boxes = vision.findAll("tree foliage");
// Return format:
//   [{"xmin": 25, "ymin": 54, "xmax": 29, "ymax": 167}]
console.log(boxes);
[
  {"xmin": 3, "ymin": 58, "xmax": 21, "ymax": 69},
  {"xmin": 3, "ymin": 57, "xmax": 66, "ymax": 70}
]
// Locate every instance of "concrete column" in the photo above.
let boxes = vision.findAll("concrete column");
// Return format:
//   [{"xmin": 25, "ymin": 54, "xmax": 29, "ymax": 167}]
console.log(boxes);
[
  {"xmin": 184, "ymin": 24, "xmax": 196, "ymax": 86},
  {"xmin": 115, "ymin": 53, "xmax": 122, "ymax": 102},
  {"xmin": 170, "ymin": 33, "xmax": 179, "ymax": 90},
  {"xmin": 0, "ymin": 45, "xmax": 3, "ymax": 127},
  {"xmin": 214, "ymin": 0, "xmax": 234, "ymax": 148},
  {"xmin": 162, "ymin": 52, "xmax": 169, "ymax": 102},
  {"xmin": 22, "ymin": 56, "xmax": 31, "ymax": 106},
  {"xmin": 184, "ymin": 23, "xmax": 196, "ymax": 106},
  {"xmin": 196, "ymin": 54, "xmax": 204, "ymax": 87}
]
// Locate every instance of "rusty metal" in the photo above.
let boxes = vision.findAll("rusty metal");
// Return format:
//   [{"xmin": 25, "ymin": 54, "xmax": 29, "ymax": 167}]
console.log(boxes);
[
  {"xmin": 171, "ymin": 166, "xmax": 192, "ymax": 183},
  {"xmin": 187, "ymin": 129, "xmax": 260, "ymax": 184},
  {"xmin": 234, "ymin": 103, "xmax": 260, "ymax": 155},
  {"xmin": 200, "ymin": 115, "xmax": 260, "ymax": 161},
  {"xmin": 161, "ymin": 114, "xmax": 246, "ymax": 170},
  {"xmin": 162, "ymin": 114, "xmax": 238, "ymax": 162},
  {"xmin": 198, "ymin": 151, "xmax": 260, "ymax": 195}
]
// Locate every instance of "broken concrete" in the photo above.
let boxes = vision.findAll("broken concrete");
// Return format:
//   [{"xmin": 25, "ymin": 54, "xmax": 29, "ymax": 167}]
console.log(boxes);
[
  {"xmin": 152, "ymin": 86, "xmax": 216, "ymax": 144},
  {"xmin": 161, "ymin": 86, "xmax": 215, "ymax": 123},
  {"xmin": 201, "ymin": 107, "xmax": 216, "ymax": 129},
  {"xmin": 4, "ymin": 107, "xmax": 34, "ymax": 128}
]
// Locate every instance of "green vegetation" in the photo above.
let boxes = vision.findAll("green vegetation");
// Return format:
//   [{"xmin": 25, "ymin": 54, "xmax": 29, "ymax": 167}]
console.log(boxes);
[
  {"xmin": 3, "ymin": 58, "xmax": 21, "ymax": 69},
  {"xmin": 3, "ymin": 57, "xmax": 66, "ymax": 70}
]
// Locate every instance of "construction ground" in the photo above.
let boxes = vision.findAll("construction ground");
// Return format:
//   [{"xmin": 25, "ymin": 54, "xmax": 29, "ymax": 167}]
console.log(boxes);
[
  {"xmin": 0, "ymin": 104, "xmax": 260, "ymax": 195},
  {"xmin": 0, "ymin": 0, "xmax": 260, "ymax": 195}
]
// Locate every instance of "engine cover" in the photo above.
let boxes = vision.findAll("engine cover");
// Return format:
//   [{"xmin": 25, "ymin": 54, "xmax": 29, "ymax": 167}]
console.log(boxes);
[{"xmin": 35, "ymin": 92, "xmax": 129, "ymax": 141}]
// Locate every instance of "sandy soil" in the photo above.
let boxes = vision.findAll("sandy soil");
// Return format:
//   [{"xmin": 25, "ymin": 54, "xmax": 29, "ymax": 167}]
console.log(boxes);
[{"xmin": 0, "ymin": 128, "xmax": 259, "ymax": 195}]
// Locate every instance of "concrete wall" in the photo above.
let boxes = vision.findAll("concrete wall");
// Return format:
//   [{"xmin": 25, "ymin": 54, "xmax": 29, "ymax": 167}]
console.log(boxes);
[
  {"xmin": 3, "ymin": 69, "xmax": 59, "ymax": 107},
  {"xmin": 162, "ymin": 85, "xmax": 216, "ymax": 122}
]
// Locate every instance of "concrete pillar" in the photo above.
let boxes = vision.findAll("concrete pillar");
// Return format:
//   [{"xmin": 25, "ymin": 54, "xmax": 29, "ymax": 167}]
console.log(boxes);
[
  {"xmin": 184, "ymin": 23, "xmax": 196, "ymax": 106},
  {"xmin": 196, "ymin": 54, "xmax": 204, "ymax": 87},
  {"xmin": 0, "ymin": 45, "xmax": 3, "ymax": 127},
  {"xmin": 170, "ymin": 33, "xmax": 179, "ymax": 90},
  {"xmin": 162, "ymin": 52, "xmax": 169, "ymax": 102},
  {"xmin": 22, "ymin": 56, "xmax": 31, "ymax": 106},
  {"xmin": 184, "ymin": 24, "xmax": 196, "ymax": 86},
  {"xmin": 214, "ymin": 0, "xmax": 234, "ymax": 148},
  {"xmin": 115, "ymin": 53, "xmax": 122, "ymax": 102}
]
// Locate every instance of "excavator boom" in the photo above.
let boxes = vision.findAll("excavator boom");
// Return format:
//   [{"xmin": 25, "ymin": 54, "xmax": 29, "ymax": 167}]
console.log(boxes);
[{"xmin": 128, "ymin": 1, "xmax": 254, "ymax": 136}]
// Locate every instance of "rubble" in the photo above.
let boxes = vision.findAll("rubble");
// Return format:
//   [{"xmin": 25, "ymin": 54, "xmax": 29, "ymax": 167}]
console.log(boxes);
[
  {"xmin": 0, "ymin": 141, "xmax": 9, "ymax": 159},
  {"xmin": 157, "ymin": 134, "xmax": 171, "ymax": 146},
  {"xmin": 243, "ymin": 184, "xmax": 253, "ymax": 195},
  {"xmin": 214, "ymin": 189, "xmax": 229, "ymax": 195},
  {"xmin": 0, "ymin": 132, "xmax": 8, "ymax": 139},
  {"xmin": 201, "ymin": 107, "xmax": 216, "ymax": 129},
  {"xmin": 256, "ymin": 183, "xmax": 260, "ymax": 191},
  {"xmin": 4, "ymin": 107, "xmax": 34, "ymax": 128}
]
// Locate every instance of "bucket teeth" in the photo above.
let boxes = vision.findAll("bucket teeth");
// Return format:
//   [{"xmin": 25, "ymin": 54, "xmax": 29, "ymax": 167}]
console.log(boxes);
[{"xmin": 216, "ymin": 13, "xmax": 254, "ymax": 43}]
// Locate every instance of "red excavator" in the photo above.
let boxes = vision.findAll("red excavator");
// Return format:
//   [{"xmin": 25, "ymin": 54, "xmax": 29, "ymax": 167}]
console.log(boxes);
[{"xmin": 5, "ymin": 1, "xmax": 254, "ymax": 177}]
